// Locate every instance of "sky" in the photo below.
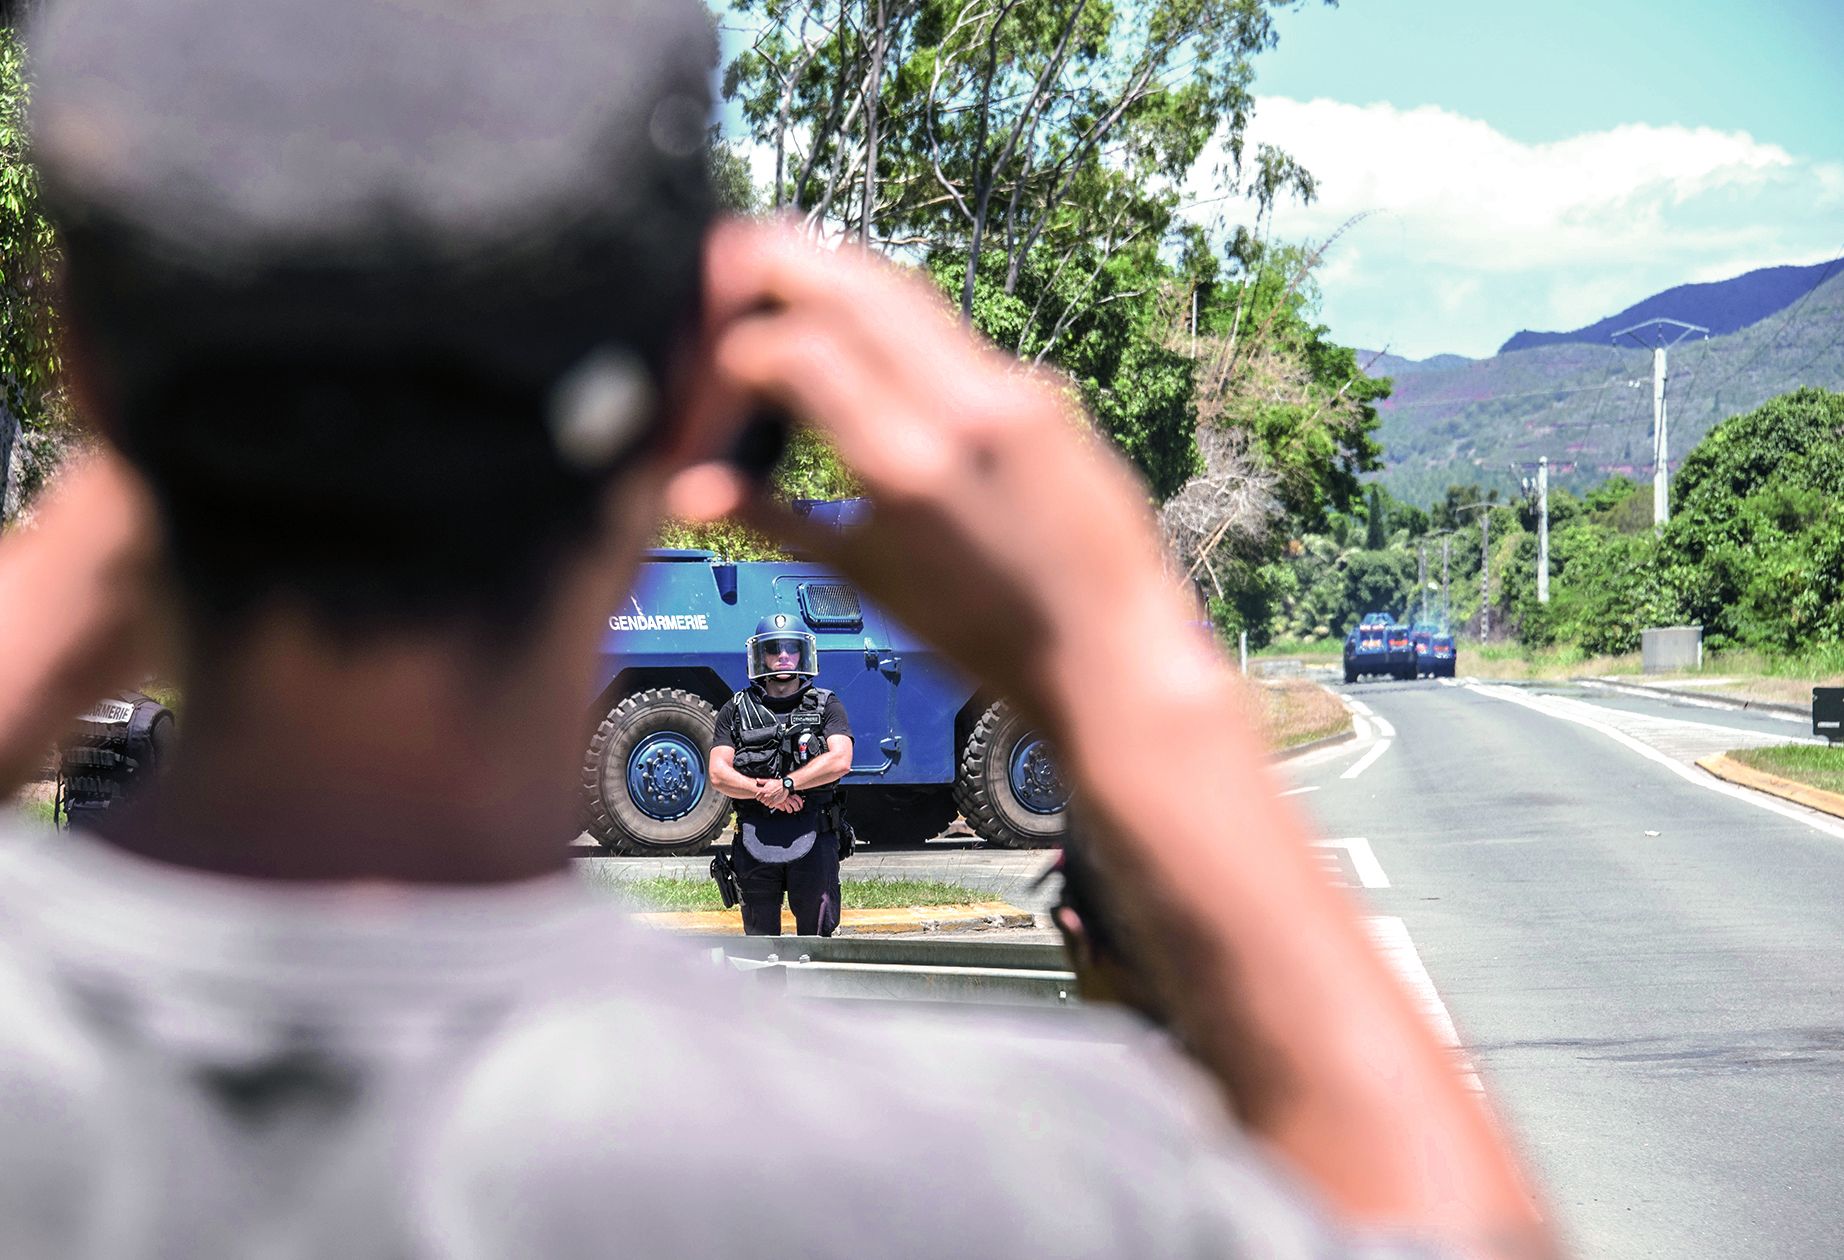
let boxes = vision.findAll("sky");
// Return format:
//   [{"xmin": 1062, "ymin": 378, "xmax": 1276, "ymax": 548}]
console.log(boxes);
[{"xmin": 1189, "ymin": 0, "xmax": 1844, "ymax": 358}]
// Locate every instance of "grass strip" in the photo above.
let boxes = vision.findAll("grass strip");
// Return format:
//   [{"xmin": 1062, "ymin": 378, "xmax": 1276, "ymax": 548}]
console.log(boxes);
[
  {"xmin": 1258, "ymin": 679, "xmax": 1351, "ymax": 750},
  {"xmin": 1726, "ymin": 744, "xmax": 1844, "ymax": 797},
  {"xmin": 584, "ymin": 873, "xmax": 989, "ymax": 913}
]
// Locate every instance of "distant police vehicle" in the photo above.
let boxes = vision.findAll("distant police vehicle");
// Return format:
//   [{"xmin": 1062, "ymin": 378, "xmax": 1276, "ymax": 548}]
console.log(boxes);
[
  {"xmin": 1342, "ymin": 613, "xmax": 1395, "ymax": 683},
  {"xmin": 1342, "ymin": 613, "xmax": 1416, "ymax": 683},
  {"xmin": 583, "ymin": 499, "xmax": 1067, "ymax": 855}
]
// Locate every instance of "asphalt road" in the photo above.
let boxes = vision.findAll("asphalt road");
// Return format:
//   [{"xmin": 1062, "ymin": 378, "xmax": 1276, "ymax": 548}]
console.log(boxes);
[{"xmin": 1288, "ymin": 673, "xmax": 1844, "ymax": 1259}]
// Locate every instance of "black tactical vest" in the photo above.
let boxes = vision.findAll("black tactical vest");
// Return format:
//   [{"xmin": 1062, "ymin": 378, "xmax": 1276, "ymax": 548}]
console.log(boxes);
[
  {"xmin": 731, "ymin": 685, "xmax": 836, "ymax": 802},
  {"xmin": 56, "ymin": 692, "xmax": 174, "ymax": 829}
]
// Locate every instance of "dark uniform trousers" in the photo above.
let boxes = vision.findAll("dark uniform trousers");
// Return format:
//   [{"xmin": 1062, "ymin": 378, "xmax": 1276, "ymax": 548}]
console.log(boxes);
[{"xmin": 732, "ymin": 815, "xmax": 842, "ymax": 937}]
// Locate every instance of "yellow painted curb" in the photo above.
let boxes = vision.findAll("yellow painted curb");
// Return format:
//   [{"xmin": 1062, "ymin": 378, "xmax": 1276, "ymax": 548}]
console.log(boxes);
[
  {"xmin": 1696, "ymin": 753, "xmax": 1844, "ymax": 821},
  {"xmin": 633, "ymin": 900, "xmax": 1035, "ymax": 936}
]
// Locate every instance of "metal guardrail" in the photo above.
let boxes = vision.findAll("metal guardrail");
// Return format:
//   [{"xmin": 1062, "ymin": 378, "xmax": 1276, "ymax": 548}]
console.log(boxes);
[{"xmin": 683, "ymin": 934, "xmax": 1080, "ymax": 1008}]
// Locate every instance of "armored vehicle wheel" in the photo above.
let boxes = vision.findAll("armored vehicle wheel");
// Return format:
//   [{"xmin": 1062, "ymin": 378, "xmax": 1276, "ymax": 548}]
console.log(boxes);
[
  {"xmin": 841, "ymin": 785, "xmax": 958, "ymax": 847},
  {"xmin": 584, "ymin": 688, "xmax": 731, "ymax": 856},
  {"xmin": 1343, "ymin": 667, "xmax": 1357, "ymax": 684},
  {"xmin": 954, "ymin": 702, "xmax": 1067, "ymax": 849}
]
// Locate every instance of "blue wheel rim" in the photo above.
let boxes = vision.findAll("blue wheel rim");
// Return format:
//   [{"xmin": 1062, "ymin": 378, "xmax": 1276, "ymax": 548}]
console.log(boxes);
[
  {"xmin": 1008, "ymin": 734, "xmax": 1068, "ymax": 815},
  {"xmin": 625, "ymin": 732, "xmax": 707, "ymax": 822}
]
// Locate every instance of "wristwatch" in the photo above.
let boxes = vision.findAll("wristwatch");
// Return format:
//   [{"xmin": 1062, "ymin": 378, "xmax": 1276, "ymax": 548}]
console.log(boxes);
[{"xmin": 782, "ymin": 776, "xmax": 796, "ymax": 792}]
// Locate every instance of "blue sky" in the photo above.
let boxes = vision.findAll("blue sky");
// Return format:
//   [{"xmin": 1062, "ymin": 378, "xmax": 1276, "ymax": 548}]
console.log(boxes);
[{"xmin": 1195, "ymin": 0, "xmax": 1844, "ymax": 357}]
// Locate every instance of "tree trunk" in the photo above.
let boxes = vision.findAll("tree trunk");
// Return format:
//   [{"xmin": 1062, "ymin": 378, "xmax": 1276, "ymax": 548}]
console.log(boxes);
[{"xmin": 859, "ymin": 0, "xmax": 886, "ymax": 247}]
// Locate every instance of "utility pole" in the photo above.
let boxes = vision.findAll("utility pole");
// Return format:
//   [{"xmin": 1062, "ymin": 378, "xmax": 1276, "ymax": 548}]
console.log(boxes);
[
  {"xmin": 1480, "ymin": 509, "xmax": 1490, "ymax": 640},
  {"xmin": 1537, "ymin": 456, "xmax": 1549, "ymax": 604},
  {"xmin": 1612, "ymin": 318, "xmax": 1709, "ymax": 529},
  {"xmin": 1456, "ymin": 503, "xmax": 1491, "ymax": 640},
  {"xmin": 1417, "ymin": 542, "xmax": 1429, "ymax": 623},
  {"xmin": 1441, "ymin": 535, "xmax": 1451, "ymax": 626}
]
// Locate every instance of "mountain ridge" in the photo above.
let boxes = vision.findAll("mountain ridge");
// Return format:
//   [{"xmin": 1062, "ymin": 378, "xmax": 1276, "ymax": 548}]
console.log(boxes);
[
  {"xmin": 1496, "ymin": 257, "xmax": 1843, "ymax": 355},
  {"xmin": 1359, "ymin": 268, "xmax": 1844, "ymax": 508}
]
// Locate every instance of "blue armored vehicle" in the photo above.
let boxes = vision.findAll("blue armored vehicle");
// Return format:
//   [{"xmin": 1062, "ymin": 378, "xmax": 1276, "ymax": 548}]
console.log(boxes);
[{"xmin": 582, "ymin": 500, "xmax": 1068, "ymax": 855}]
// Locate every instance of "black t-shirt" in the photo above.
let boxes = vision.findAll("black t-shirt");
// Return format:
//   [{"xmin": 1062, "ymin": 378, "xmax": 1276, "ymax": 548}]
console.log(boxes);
[{"xmin": 712, "ymin": 685, "xmax": 852, "ymax": 819}]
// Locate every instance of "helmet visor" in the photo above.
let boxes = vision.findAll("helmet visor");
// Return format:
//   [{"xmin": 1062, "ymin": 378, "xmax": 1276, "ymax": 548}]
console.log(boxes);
[{"xmin": 746, "ymin": 631, "xmax": 818, "ymax": 679}]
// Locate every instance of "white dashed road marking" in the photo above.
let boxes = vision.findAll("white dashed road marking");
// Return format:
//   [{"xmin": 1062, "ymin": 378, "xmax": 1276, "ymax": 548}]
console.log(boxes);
[
  {"xmin": 1280, "ymin": 784, "xmax": 1321, "ymax": 797},
  {"xmin": 1341, "ymin": 737, "xmax": 1391, "ymax": 780},
  {"xmin": 1315, "ymin": 836, "xmax": 1391, "ymax": 888}
]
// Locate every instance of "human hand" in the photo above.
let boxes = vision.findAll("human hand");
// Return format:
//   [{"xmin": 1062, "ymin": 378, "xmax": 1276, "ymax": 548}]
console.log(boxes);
[
  {"xmin": 755, "ymin": 780, "xmax": 790, "ymax": 810},
  {"xmin": 671, "ymin": 221, "xmax": 1211, "ymax": 727}
]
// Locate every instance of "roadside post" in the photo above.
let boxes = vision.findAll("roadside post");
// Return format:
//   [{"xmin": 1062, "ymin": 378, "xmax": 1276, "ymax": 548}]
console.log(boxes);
[{"xmin": 1815, "ymin": 688, "xmax": 1844, "ymax": 745}]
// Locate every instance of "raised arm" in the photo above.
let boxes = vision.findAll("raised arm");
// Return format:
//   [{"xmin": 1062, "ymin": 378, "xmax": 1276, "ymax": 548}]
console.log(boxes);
[
  {"xmin": 0, "ymin": 455, "xmax": 164, "ymax": 799},
  {"xmin": 671, "ymin": 222, "xmax": 1555, "ymax": 1258}
]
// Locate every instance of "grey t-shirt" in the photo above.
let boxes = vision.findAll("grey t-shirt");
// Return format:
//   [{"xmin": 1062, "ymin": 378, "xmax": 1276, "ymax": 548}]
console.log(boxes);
[{"xmin": 0, "ymin": 826, "xmax": 1437, "ymax": 1258}]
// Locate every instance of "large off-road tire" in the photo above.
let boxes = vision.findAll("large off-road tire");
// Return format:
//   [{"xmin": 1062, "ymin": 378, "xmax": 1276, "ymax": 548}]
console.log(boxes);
[
  {"xmin": 1343, "ymin": 666, "xmax": 1357, "ymax": 684},
  {"xmin": 584, "ymin": 688, "xmax": 731, "ymax": 856},
  {"xmin": 841, "ymin": 785, "xmax": 959, "ymax": 848},
  {"xmin": 953, "ymin": 702, "xmax": 1068, "ymax": 849}
]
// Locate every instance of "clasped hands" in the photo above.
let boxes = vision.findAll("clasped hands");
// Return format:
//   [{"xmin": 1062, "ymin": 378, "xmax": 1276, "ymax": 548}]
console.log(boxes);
[{"xmin": 753, "ymin": 780, "xmax": 804, "ymax": 813}]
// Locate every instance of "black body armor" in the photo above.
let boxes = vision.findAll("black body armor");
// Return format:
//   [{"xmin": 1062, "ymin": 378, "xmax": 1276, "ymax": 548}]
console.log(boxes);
[
  {"xmin": 730, "ymin": 686, "xmax": 836, "ymax": 799},
  {"xmin": 56, "ymin": 692, "xmax": 175, "ymax": 829}
]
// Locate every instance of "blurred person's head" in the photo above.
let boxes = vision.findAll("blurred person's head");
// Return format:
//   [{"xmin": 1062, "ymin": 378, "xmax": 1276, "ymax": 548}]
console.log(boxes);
[
  {"xmin": 29, "ymin": 0, "xmax": 717, "ymax": 651},
  {"xmin": 25, "ymin": 0, "xmax": 722, "ymax": 875}
]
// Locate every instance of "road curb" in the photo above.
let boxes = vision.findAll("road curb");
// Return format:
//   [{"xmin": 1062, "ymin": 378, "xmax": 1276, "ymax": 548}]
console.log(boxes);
[
  {"xmin": 1274, "ymin": 725, "xmax": 1356, "ymax": 760},
  {"xmin": 634, "ymin": 900, "xmax": 1036, "ymax": 936},
  {"xmin": 1596, "ymin": 677, "xmax": 1809, "ymax": 719},
  {"xmin": 1696, "ymin": 753, "xmax": 1844, "ymax": 821}
]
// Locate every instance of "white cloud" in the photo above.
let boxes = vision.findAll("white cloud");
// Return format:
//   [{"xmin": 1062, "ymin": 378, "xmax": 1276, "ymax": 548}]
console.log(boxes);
[{"xmin": 1184, "ymin": 98, "xmax": 1844, "ymax": 358}]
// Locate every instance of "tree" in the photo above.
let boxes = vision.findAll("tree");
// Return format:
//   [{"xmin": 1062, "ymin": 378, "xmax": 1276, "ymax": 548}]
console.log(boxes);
[
  {"xmin": 931, "ymin": 242, "xmax": 1200, "ymax": 497},
  {"xmin": 1656, "ymin": 388, "xmax": 1844, "ymax": 649},
  {"xmin": 0, "ymin": 18, "xmax": 65, "ymax": 517},
  {"xmin": 724, "ymin": 0, "xmax": 1322, "ymax": 311}
]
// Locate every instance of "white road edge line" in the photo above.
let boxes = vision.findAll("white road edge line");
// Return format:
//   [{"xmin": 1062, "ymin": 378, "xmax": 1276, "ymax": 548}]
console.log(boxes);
[
  {"xmin": 1280, "ymin": 785, "xmax": 1321, "ymax": 797},
  {"xmin": 1351, "ymin": 714, "xmax": 1374, "ymax": 742},
  {"xmin": 1574, "ymin": 680, "xmax": 1824, "ymax": 742},
  {"xmin": 1578, "ymin": 677, "xmax": 1808, "ymax": 725},
  {"xmin": 1315, "ymin": 836, "xmax": 1390, "ymax": 887},
  {"xmin": 1364, "ymin": 916, "xmax": 1485, "ymax": 1095},
  {"xmin": 1464, "ymin": 682, "xmax": 1844, "ymax": 841},
  {"xmin": 1371, "ymin": 714, "xmax": 1398, "ymax": 740},
  {"xmin": 1346, "ymin": 698, "xmax": 1374, "ymax": 717},
  {"xmin": 1438, "ymin": 678, "xmax": 1458, "ymax": 688},
  {"xmin": 1340, "ymin": 738, "xmax": 1391, "ymax": 780}
]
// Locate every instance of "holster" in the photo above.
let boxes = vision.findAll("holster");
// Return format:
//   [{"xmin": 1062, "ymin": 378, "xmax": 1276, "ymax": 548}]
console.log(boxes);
[
  {"xmin": 824, "ymin": 799, "xmax": 857, "ymax": 859},
  {"xmin": 709, "ymin": 851, "xmax": 741, "ymax": 909}
]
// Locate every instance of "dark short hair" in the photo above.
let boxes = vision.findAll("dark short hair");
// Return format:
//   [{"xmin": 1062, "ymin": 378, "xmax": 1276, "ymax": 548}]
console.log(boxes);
[{"xmin": 29, "ymin": 0, "xmax": 716, "ymax": 638}]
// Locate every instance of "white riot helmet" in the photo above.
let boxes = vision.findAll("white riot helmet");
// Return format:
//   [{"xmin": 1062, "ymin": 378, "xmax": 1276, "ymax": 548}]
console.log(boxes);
[{"xmin": 746, "ymin": 613, "xmax": 818, "ymax": 681}]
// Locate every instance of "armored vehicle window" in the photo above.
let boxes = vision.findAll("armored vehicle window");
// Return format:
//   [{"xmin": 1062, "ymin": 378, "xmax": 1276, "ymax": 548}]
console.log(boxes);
[{"xmin": 798, "ymin": 583, "xmax": 863, "ymax": 627}]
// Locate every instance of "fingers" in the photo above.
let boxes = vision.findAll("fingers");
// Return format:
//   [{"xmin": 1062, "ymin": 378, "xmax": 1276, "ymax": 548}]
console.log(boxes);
[{"xmin": 705, "ymin": 219, "xmax": 958, "ymax": 354}]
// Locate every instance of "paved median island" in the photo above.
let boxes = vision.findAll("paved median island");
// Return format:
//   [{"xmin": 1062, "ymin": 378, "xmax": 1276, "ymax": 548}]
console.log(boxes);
[{"xmin": 1697, "ymin": 748, "xmax": 1844, "ymax": 821}]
